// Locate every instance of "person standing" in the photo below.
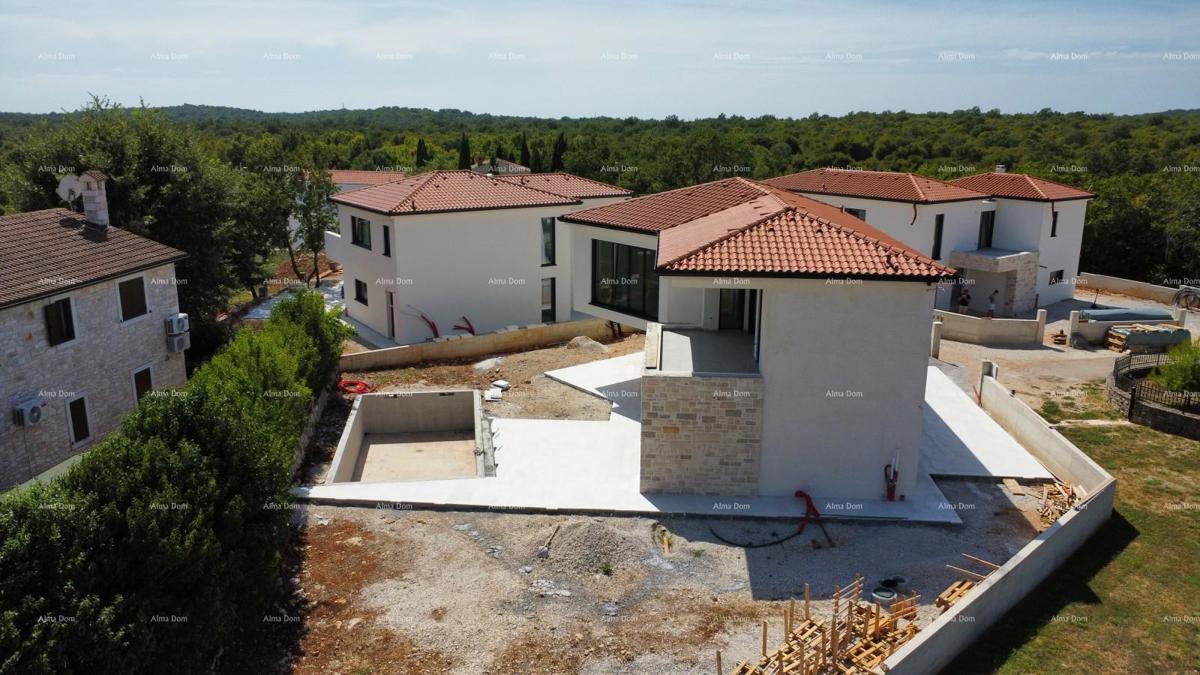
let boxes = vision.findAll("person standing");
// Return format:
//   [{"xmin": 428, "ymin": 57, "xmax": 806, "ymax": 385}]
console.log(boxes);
[
  {"xmin": 957, "ymin": 288, "xmax": 971, "ymax": 314},
  {"xmin": 987, "ymin": 290, "xmax": 999, "ymax": 318}
]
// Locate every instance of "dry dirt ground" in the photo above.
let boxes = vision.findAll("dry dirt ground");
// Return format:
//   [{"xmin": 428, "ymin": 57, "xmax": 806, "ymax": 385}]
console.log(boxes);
[{"xmin": 233, "ymin": 476, "xmax": 1041, "ymax": 675}]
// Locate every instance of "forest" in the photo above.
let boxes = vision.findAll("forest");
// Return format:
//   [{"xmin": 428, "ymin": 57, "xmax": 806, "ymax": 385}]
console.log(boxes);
[{"xmin": 2, "ymin": 100, "xmax": 1198, "ymax": 354}]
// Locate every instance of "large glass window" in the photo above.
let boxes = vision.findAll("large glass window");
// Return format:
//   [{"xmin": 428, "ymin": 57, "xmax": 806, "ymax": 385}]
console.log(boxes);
[
  {"xmin": 541, "ymin": 217, "xmax": 556, "ymax": 266},
  {"xmin": 351, "ymin": 216, "xmax": 372, "ymax": 249},
  {"xmin": 978, "ymin": 210, "xmax": 995, "ymax": 249},
  {"xmin": 591, "ymin": 240, "xmax": 659, "ymax": 319},
  {"xmin": 541, "ymin": 278, "xmax": 556, "ymax": 322}
]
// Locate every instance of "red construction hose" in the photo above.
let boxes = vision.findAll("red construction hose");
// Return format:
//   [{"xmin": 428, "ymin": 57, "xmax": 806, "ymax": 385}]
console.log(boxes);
[{"xmin": 339, "ymin": 379, "xmax": 370, "ymax": 395}]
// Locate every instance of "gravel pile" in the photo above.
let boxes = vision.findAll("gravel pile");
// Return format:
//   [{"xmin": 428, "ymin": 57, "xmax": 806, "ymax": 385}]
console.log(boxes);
[{"xmin": 541, "ymin": 520, "xmax": 645, "ymax": 577}]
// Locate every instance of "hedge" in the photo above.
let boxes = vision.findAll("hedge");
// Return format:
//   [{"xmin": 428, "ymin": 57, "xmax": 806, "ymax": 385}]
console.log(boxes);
[{"xmin": 0, "ymin": 290, "xmax": 353, "ymax": 674}]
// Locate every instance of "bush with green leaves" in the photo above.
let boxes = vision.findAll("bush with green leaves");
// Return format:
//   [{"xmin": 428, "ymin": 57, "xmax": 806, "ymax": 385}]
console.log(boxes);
[
  {"xmin": 0, "ymin": 289, "xmax": 349, "ymax": 674},
  {"xmin": 1151, "ymin": 340, "xmax": 1200, "ymax": 392}
]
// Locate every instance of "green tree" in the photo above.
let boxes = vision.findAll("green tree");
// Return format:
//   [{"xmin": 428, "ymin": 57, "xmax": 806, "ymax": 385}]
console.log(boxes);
[
  {"xmin": 457, "ymin": 132, "xmax": 471, "ymax": 169},
  {"xmin": 519, "ymin": 132, "xmax": 531, "ymax": 168},
  {"xmin": 415, "ymin": 137, "xmax": 429, "ymax": 168},
  {"xmin": 290, "ymin": 168, "xmax": 339, "ymax": 286},
  {"xmin": 550, "ymin": 132, "xmax": 567, "ymax": 171}
]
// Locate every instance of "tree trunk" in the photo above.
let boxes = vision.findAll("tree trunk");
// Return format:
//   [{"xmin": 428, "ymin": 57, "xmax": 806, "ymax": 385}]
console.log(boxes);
[
  {"xmin": 284, "ymin": 240, "xmax": 305, "ymax": 286},
  {"xmin": 309, "ymin": 249, "xmax": 321, "ymax": 287}
]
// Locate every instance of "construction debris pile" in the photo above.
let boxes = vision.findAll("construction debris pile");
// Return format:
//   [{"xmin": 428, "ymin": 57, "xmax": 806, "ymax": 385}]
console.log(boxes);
[
  {"xmin": 1038, "ymin": 481, "xmax": 1079, "ymax": 525},
  {"xmin": 723, "ymin": 575, "xmax": 920, "ymax": 675}
]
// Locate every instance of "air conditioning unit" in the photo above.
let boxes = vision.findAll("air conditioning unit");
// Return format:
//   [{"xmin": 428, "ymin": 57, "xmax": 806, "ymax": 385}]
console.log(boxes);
[
  {"xmin": 165, "ymin": 313, "xmax": 190, "ymax": 336},
  {"xmin": 166, "ymin": 332, "xmax": 191, "ymax": 353},
  {"xmin": 13, "ymin": 397, "xmax": 47, "ymax": 427}
]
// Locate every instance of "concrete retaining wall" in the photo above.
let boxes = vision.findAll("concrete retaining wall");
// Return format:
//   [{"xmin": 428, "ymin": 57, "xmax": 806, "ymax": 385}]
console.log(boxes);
[
  {"xmin": 933, "ymin": 309, "xmax": 1047, "ymax": 346},
  {"xmin": 1079, "ymin": 272, "xmax": 1185, "ymax": 304},
  {"xmin": 1068, "ymin": 309, "xmax": 1185, "ymax": 345},
  {"xmin": 884, "ymin": 373, "xmax": 1115, "ymax": 674},
  {"xmin": 339, "ymin": 318, "xmax": 627, "ymax": 371}
]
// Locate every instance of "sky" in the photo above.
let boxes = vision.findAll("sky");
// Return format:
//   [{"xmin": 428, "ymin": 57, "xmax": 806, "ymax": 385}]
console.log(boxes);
[{"xmin": 1, "ymin": 0, "xmax": 1199, "ymax": 118}]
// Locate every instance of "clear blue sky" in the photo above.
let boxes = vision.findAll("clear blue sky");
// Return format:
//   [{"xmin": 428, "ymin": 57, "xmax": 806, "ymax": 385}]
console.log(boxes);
[{"xmin": 2, "ymin": 0, "xmax": 1198, "ymax": 117}]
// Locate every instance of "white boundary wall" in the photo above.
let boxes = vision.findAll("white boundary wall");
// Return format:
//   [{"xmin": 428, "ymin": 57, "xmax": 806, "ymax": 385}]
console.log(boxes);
[
  {"xmin": 884, "ymin": 371, "xmax": 1115, "ymax": 674},
  {"xmin": 933, "ymin": 309, "xmax": 1047, "ymax": 346},
  {"xmin": 1079, "ymin": 272, "xmax": 1190, "ymax": 304}
]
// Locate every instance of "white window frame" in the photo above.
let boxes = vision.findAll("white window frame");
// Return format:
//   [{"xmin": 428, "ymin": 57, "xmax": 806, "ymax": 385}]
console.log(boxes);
[
  {"xmin": 45, "ymin": 294, "xmax": 81, "ymax": 350},
  {"xmin": 115, "ymin": 272, "xmax": 150, "ymax": 324},
  {"xmin": 65, "ymin": 392, "xmax": 93, "ymax": 448},
  {"xmin": 131, "ymin": 363, "xmax": 155, "ymax": 405}
]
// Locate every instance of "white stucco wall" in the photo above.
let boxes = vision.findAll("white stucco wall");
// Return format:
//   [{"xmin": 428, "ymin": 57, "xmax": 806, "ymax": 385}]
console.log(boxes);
[
  {"xmin": 989, "ymin": 198, "xmax": 1089, "ymax": 306},
  {"xmin": 566, "ymin": 223, "xmax": 665, "ymax": 329},
  {"xmin": 665, "ymin": 275, "xmax": 936, "ymax": 500},
  {"xmin": 0, "ymin": 263, "xmax": 187, "ymax": 488}
]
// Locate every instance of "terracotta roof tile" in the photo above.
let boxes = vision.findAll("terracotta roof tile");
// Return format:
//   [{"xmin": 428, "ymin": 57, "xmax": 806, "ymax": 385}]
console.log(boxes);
[
  {"xmin": 0, "ymin": 208, "xmax": 187, "ymax": 309},
  {"xmin": 331, "ymin": 170, "xmax": 579, "ymax": 215},
  {"xmin": 763, "ymin": 168, "xmax": 989, "ymax": 203},
  {"xmin": 947, "ymin": 172, "xmax": 1095, "ymax": 201},
  {"xmin": 329, "ymin": 169, "xmax": 407, "ymax": 186},
  {"xmin": 495, "ymin": 172, "xmax": 632, "ymax": 198},
  {"xmin": 561, "ymin": 177, "xmax": 951, "ymax": 280}
]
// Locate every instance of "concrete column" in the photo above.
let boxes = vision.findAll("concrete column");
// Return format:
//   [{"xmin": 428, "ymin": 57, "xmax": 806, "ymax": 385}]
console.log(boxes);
[
  {"xmin": 1069, "ymin": 310, "xmax": 1080, "ymax": 339},
  {"xmin": 980, "ymin": 359, "xmax": 998, "ymax": 393},
  {"xmin": 1035, "ymin": 309, "xmax": 1048, "ymax": 344},
  {"xmin": 930, "ymin": 320, "xmax": 943, "ymax": 359}
]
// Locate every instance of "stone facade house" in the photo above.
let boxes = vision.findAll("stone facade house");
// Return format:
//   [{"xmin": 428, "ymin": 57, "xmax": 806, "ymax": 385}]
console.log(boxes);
[{"xmin": 0, "ymin": 174, "xmax": 189, "ymax": 489}]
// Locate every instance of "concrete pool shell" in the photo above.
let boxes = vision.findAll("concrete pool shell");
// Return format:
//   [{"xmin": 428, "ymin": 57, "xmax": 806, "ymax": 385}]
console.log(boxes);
[{"xmin": 327, "ymin": 390, "xmax": 494, "ymax": 484}]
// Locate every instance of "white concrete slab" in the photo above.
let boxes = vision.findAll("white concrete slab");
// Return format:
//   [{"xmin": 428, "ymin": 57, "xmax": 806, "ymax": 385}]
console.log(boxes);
[
  {"xmin": 545, "ymin": 353, "xmax": 643, "ymax": 420},
  {"xmin": 921, "ymin": 367, "xmax": 1055, "ymax": 480}
]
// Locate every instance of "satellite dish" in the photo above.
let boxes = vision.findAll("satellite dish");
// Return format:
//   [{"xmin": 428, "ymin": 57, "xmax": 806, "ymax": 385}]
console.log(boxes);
[{"xmin": 56, "ymin": 174, "xmax": 82, "ymax": 204}]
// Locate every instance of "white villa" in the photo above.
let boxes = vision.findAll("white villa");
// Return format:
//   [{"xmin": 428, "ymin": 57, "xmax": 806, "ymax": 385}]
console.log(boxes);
[{"xmin": 764, "ymin": 167, "xmax": 1095, "ymax": 317}]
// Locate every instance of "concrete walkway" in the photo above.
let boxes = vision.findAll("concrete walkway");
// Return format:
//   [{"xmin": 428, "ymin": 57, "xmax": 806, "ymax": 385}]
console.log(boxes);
[{"xmin": 301, "ymin": 357, "xmax": 1055, "ymax": 524}]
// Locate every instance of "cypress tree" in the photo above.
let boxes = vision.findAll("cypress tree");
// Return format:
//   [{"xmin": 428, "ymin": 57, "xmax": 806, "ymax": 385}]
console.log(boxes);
[
  {"xmin": 550, "ymin": 132, "xmax": 567, "ymax": 171},
  {"xmin": 520, "ymin": 133, "xmax": 531, "ymax": 168},
  {"xmin": 415, "ymin": 138, "xmax": 428, "ymax": 167},
  {"xmin": 457, "ymin": 132, "xmax": 471, "ymax": 169}
]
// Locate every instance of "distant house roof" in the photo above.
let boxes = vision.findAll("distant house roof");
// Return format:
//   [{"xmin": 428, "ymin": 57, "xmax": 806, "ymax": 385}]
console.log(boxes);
[
  {"xmin": 329, "ymin": 169, "xmax": 407, "ymax": 187},
  {"xmin": 763, "ymin": 168, "xmax": 990, "ymax": 204},
  {"xmin": 495, "ymin": 172, "xmax": 632, "ymax": 199},
  {"xmin": 330, "ymin": 170, "xmax": 579, "ymax": 216},
  {"xmin": 0, "ymin": 208, "xmax": 187, "ymax": 310},
  {"xmin": 470, "ymin": 158, "xmax": 531, "ymax": 174},
  {"xmin": 561, "ymin": 177, "xmax": 952, "ymax": 280},
  {"xmin": 947, "ymin": 172, "xmax": 1095, "ymax": 201}
]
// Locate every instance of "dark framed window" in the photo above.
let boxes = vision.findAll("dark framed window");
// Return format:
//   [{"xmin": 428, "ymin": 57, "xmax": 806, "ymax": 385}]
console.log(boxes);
[
  {"xmin": 351, "ymin": 216, "xmax": 372, "ymax": 249},
  {"xmin": 68, "ymin": 396, "xmax": 91, "ymax": 445},
  {"xmin": 118, "ymin": 276, "xmax": 148, "ymax": 321},
  {"xmin": 591, "ymin": 240, "xmax": 659, "ymax": 320},
  {"xmin": 541, "ymin": 217, "xmax": 556, "ymax": 266},
  {"xmin": 1051, "ymin": 211, "xmax": 1059, "ymax": 237},
  {"xmin": 133, "ymin": 366, "xmax": 153, "ymax": 403},
  {"xmin": 541, "ymin": 278, "xmax": 556, "ymax": 322},
  {"xmin": 45, "ymin": 298, "xmax": 76, "ymax": 346},
  {"xmin": 844, "ymin": 207, "xmax": 867, "ymax": 221},
  {"xmin": 978, "ymin": 210, "xmax": 995, "ymax": 249},
  {"xmin": 382, "ymin": 224, "xmax": 391, "ymax": 257},
  {"xmin": 932, "ymin": 214, "xmax": 945, "ymax": 260},
  {"xmin": 1049, "ymin": 269, "xmax": 1065, "ymax": 285},
  {"xmin": 354, "ymin": 279, "xmax": 368, "ymax": 305}
]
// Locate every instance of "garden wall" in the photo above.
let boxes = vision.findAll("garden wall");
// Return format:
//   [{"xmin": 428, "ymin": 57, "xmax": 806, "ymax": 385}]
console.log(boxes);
[{"xmin": 933, "ymin": 309, "xmax": 1047, "ymax": 346}]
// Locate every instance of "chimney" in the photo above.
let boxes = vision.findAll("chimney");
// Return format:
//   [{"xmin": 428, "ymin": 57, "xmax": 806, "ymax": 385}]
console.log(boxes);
[
  {"xmin": 80, "ymin": 170, "xmax": 110, "ymax": 233},
  {"xmin": 994, "ymin": 164, "xmax": 1006, "ymax": 174}
]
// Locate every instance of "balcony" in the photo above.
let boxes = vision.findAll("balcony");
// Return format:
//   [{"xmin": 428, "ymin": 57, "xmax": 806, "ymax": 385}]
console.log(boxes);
[{"xmin": 644, "ymin": 323, "xmax": 759, "ymax": 376}]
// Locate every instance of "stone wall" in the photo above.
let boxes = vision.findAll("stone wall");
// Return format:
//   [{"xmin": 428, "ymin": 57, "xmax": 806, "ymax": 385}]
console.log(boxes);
[
  {"xmin": 0, "ymin": 264, "xmax": 187, "ymax": 489},
  {"xmin": 639, "ymin": 373, "xmax": 763, "ymax": 495}
]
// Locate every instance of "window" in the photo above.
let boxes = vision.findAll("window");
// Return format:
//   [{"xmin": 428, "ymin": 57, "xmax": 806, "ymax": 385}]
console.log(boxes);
[
  {"xmin": 932, "ymin": 214, "xmax": 945, "ymax": 260},
  {"xmin": 118, "ymin": 276, "xmax": 148, "ymax": 321},
  {"xmin": 132, "ymin": 366, "xmax": 153, "ymax": 403},
  {"xmin": 541, "ymin": 217, "xmax": 556, "ymax": 266},
  {"xmin": 844, "ymin": 207, "xmax": 867, "ymax": 221},
  {"xmin": 350, "ymin": 216, "xmax": 372, "ymax": 249},
  {"xmin": 1051, "ymin": 211, "xmax": 1059, "ymax": 237},
  {"xmin": 541, "ymin": 278, "xmax": 556, "ymax": 322},
  {"xmin": 978, "ymin": 210, "xmax": 995, "ymax": 249},
  {"xmin": 44, "ymin": 298, "xmax": 76, "ymax": 346},
  {"xmin": 382, "ymin": 224, "xmax": 391, "ymax": 257},
  {"xmin": 1049, "ymin": 269, "xmax": 1065, "ymax": 285},
  {"xmin": 354, "ymin": 279, "xmax": 368, "ymax": 305},
  {"xmin": 67, "ymin": 395, "xmax": 91, "ymax": 446},
  {"xmin": 591, "ymin": 240, "xmax": 659, "ymax": 319}
]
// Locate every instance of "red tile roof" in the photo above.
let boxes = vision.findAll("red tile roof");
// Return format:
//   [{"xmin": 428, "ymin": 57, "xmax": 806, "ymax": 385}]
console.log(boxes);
[
  {"xmin": 331, "ymin": 170, "xmax": 579, "ymax": 215},
  {"xmin": 329, "ymin": 169, "xmax": 407, "ymax": 186},
  {"xmin": 0, "ymin": 208, "xmax": 187, "ymax": 309},
  {"xmin": 496, "ymin": 172, "xmax": 632, "ymax": 199},
  {"xmin": 562, "ymin": 177, "xmax": 952, "ymax": 280},
  {"xmin": 947, "ymin": 172, "xmax": 1095, "ymax": 201},
  {"xmin": 763, "ymin": 168, "xmax": 989, "ymax": 203}
]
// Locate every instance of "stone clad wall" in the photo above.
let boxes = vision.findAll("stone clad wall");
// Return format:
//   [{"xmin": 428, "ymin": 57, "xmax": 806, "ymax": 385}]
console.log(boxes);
[
  {"xmin": 0, "ymin": 264, "xmax": 186, "ymax": 488},
  {"xmin": 639, "ymin": 373, "xmax": 763, "ymax": 495}
]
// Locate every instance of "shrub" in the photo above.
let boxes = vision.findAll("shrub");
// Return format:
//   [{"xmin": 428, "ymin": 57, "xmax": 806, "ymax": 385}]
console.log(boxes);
[
  {"xmin": 1150, "ymin": 340, "xmax": 1200, "ymax": 392},
  {"xmin": 0, "ymin": 289, "xmax": 351, "ymax": 673}
]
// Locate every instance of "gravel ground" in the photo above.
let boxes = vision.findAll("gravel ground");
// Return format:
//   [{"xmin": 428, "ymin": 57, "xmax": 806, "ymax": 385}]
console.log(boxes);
[{"xmin": 260, "ymin": 477, "xmax": 1040, "ymax": 675}]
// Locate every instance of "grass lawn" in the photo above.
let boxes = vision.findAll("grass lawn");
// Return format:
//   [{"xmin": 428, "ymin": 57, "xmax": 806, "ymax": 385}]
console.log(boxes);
[{"xmin": 947, "ymin": 381, "xmax": 1200, "ymax": 674}]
